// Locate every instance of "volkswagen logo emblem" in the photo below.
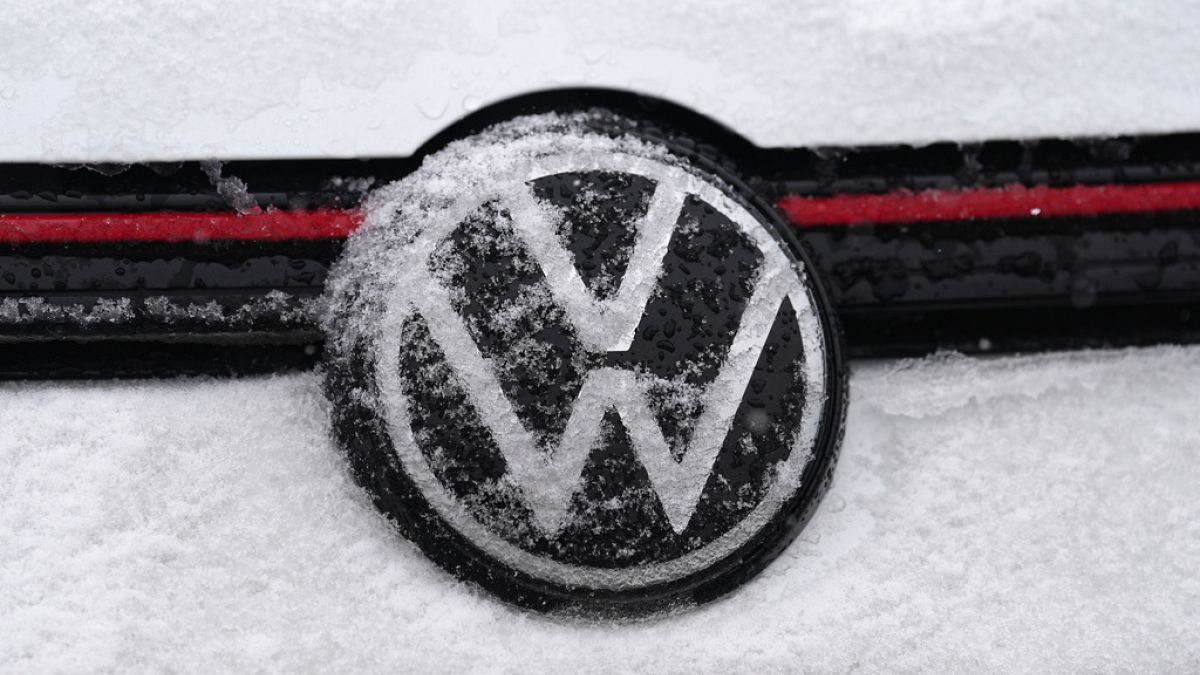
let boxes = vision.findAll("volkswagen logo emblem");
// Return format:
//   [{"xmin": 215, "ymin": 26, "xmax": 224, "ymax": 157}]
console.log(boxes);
[{"xmin": 323, "ymin": 112, "xmax": 846, "ymax": 616}]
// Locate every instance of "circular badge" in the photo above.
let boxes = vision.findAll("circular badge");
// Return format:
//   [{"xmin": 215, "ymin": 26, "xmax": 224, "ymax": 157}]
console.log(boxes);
[{"xmin": 323, "ymin": 113, "xmax": 845, "ymax": 616}]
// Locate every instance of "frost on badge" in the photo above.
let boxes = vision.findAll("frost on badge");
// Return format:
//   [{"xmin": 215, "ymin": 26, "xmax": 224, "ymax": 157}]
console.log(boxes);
[
  {"xmin": 393, "ymin": 169, "xmax": 810, "ymax": 565},
  {"xmin": 326, "ymin": 113, "xmax": 833, "ymax": 598}
]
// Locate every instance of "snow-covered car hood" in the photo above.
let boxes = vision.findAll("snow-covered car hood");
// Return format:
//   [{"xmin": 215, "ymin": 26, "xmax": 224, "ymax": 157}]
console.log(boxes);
[{"xmin": 3, "ymin": 0, "xmax": 1200, "ymax": 162}]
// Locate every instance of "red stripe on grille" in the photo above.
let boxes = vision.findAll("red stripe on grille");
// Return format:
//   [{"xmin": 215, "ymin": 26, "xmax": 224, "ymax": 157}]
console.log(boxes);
[
  {"xmin": 777, "ymin": 181, "xmax": 1200, "ymax": 227},
  {"xmin": 3, "ymin": 180, "xmax": 1200, "ymax": 243},
  {"xmin": 0, "ymin": 209, "xmax": 363, "ymax": 244}
]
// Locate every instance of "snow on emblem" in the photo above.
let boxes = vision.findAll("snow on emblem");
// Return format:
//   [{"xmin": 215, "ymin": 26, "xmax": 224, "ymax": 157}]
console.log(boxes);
[{"xmin": 323, "ymin": 113, "xmax": 845, "ymax": 615}]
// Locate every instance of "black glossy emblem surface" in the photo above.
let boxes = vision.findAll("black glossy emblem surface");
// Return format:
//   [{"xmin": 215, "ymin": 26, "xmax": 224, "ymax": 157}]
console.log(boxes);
[{"xmin": 324, "ymin": 116, "xmax": 844, "ymax": 615}]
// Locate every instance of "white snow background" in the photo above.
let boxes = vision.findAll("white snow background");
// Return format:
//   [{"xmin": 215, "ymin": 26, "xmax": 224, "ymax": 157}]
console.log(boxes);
[
  {"xmin": 3, "ymin": 0, "xmax": 1200, "ymax": 673},
  {"xmin": 3, "ymin": 350, "xmax": 1199, "ymax": 673}
]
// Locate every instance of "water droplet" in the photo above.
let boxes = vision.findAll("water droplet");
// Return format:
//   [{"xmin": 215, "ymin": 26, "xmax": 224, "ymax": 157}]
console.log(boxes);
[
  {"xmin": 1069, "ymin": 277, "xmax": 1097, "ymax": 308},
  {"xmin": 462, "ymin": 95, "xmax": 481, "ymax": 113},
  {"xmin": 580, "ymin": 46, "xmax": 607, "ymax": 65},
  {"xmin": 417, "ymin": 100, "xmax": 447, "ymax": 120},
  {"xmin": 745, "ymin": 408, "xmax": 770, "ymax": 434}
]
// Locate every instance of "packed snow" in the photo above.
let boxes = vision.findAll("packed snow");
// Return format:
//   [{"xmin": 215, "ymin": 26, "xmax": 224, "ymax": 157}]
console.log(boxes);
[
  {"xmin": 2, "ymin": 347, "xmax": 1198, "ymax": 673},
  {"xmin": 3, "ymin": 0, "xmax": 1200, "ymax": 161}
]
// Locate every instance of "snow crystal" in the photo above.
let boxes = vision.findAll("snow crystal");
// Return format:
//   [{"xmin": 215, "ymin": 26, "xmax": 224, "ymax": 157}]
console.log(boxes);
[
  {"xmin": 143, "ymin": 290, "xmax": 316, "ymax": 325},
  {"xmin": 200, "ymin": 160, "xmax": 262, "ymax": 215},
  {"xmin": 0, "ymin": 292, "xmax": 316, "ymax": 328},
  {"xmin": 3, "ymin": 347, "xmax": 1199, "ymax": 672},
  {"xmin": 0, "ymin": 296, "xmax": 134, "ymax": 324}
]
